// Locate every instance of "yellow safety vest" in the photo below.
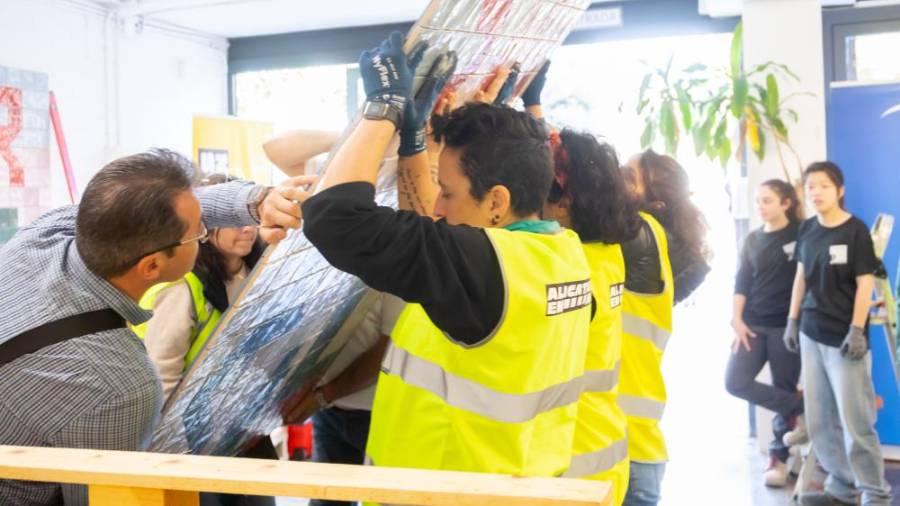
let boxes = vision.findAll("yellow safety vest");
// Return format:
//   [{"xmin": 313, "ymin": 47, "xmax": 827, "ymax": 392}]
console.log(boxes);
[
  {"xmin": 565, "ymin": 241, "xmax": 629, "ymax": 505},
  {"xmin": 365, "ymin": 227, "xmax": 592, "ymax": 478},
  {"xmin": 132, "ymin": 272, "xmax": 221, "ymax": 369},
  {"xmin": 618, "ymin": 212, "xmax": 674, "ymax": 463}
]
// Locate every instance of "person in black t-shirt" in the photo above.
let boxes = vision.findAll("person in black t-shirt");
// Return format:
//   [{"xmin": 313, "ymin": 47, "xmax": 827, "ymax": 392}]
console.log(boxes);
[
  {"xmin": 724, "ymin": 179, "xmax": 803, "ymax": 488},
  {"xmin": 784, "ymin": 162, "xmax": 891, "ymax": 505}
]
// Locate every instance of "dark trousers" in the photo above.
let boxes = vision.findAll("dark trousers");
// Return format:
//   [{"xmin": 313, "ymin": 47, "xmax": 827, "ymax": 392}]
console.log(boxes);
[
  {"xmin": 309, "ymin": 407, "xmax": 372, "ymax": 506},
  {"xmin": 724, "ymin": 325, "xmax": 802, "ymax": 462}
]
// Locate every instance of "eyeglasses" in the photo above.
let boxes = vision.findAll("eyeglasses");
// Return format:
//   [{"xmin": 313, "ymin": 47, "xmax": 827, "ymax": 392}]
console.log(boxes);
[{"xmin": 126, "ymin": 223, "xmax": 209, "ymax": 267}]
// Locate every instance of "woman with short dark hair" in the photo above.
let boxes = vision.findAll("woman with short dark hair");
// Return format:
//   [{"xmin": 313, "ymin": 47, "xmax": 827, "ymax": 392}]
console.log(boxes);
[{"xmin": 302, "ymin": 33, "xmax": 592, "ymax": 479}]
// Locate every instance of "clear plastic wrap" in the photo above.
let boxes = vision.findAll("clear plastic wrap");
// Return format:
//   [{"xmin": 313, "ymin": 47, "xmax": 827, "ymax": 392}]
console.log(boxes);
[{"xmin": 150, "ymin": 0, "xmax": 591, "ymax": 456}]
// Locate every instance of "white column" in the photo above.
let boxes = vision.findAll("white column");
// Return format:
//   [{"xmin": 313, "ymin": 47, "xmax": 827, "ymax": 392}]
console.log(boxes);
[{"xmin": 742, "ymin": 0, "xmax": 827, "ymax": 226}]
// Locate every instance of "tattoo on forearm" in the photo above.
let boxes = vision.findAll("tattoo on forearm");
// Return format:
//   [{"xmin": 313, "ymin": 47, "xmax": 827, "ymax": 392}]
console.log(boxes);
[{"xmin": 397, "ymin": 162, "xmax": 431, "ymax": 216}]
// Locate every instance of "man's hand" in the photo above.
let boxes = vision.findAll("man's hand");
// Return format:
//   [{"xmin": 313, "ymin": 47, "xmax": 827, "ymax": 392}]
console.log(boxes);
[
  {"xmin": 730, "ymin": 317, "xmax": 757, "ymax": 354},
  {"xmin": 399, "ymin": 51, "xmax": 457, "ymax": 157},
  {"xmin": 840, "ymin": 325, "xmax": 868, "ymax": 360},
  {"xmin": 257, "ymin": 175, "xmax": 317, "ymax": 244}
]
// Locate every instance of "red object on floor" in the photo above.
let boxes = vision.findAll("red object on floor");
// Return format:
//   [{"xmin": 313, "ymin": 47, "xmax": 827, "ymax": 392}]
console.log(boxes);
[{"xmin": 287, "ymin": 422, "xmax": 313, "ymax": 461}]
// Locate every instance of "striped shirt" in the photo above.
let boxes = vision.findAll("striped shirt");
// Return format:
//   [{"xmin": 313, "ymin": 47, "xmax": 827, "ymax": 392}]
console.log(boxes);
[{"xmin": 0, "ymin": 181, "xmax": 259, "ymax": 505}]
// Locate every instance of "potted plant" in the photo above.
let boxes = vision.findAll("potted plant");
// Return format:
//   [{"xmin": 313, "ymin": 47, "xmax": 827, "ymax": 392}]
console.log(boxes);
[{"xmin": 636, "ymin": 21, "xmax": 809, "ymax": 182}]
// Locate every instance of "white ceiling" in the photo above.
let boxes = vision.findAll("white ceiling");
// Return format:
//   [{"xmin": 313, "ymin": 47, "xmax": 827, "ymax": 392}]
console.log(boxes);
[
  {"xmin": 98, "ymin": 0, "xmax": 632, "ymax": 39},
  {"xmin": 105, "ymin": 0, "xmax": 433, "ymax": 38}
]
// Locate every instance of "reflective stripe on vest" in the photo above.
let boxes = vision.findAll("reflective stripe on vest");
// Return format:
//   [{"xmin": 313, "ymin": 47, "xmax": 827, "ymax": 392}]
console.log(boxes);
[
  {"xmin": 381, "ymin": 344, "xmax": 583, "ymax": 424},
  {"xmin": 582, "ymin": 361, "xmax": 620, "ymax": 393},
  {"xmin": 618, "ymin": 394, "xmax": 665, "ymax": 420},
  {"xmin": 564, "ymin": 437, "xmax": 628, "ymax": 478},
  {"xmin": 619, "ymin": 213, "xmax": 674, "ymax": 463},
  {"xmin": 366, "ymin": 227, "xmax": 592, "ymax": 477},
  {"xmin": 622, "ymin": 313, "xmax": 671, "ymax": 351}
]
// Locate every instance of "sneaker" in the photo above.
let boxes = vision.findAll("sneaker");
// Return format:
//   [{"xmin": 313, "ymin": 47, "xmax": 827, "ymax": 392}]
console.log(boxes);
[
  {"xmin": 783, "ymin": 414, "xmax": 809, "ymax": 446},
  {"xmin": 763, "ymin": 456, "xmax": 790, "ymax": 488},
  {"xmin": 798, "ymin": 491, "xmax": 856, "ymax": 505}
]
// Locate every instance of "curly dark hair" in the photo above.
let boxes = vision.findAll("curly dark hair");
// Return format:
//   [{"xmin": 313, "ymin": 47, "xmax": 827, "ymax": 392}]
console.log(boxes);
[
  {"xmin": 636, "ymin": 149, "xmax": 709, "ymax": 261},
  {"xmin": 440, "ymin": 102, "xmax": 552, "ymax": 217},
  {"xmin": 553, "ymin": 129, "xmax": 642, "ymax": 243}
]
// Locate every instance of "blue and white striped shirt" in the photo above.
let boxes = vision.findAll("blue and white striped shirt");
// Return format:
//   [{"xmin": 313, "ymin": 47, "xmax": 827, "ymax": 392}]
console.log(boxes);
[{"xmin": 0, "ymin": 181, "xmax": 259, "ymax": 505}]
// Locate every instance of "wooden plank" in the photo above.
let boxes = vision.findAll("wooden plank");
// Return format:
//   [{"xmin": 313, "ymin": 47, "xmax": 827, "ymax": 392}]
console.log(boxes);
[
  {"xmin": 0, "ymin": 446, "xmax": 610, "ymax": 506},
  {"xmin": 88, "ymin": 485, "xmax": 199, "ymax": 506}
]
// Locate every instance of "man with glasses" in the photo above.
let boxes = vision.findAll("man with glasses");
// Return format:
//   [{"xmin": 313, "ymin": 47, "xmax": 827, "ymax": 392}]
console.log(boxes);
[{"xmin": 0, "ymin": 149, "xmax": 311, "ymax": 505}]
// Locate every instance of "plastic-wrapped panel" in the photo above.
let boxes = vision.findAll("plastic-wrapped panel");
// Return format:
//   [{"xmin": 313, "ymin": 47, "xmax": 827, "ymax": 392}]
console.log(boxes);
[{"xmin": 150, "ymin": 0, "xmax": 590, "ymax": 456}]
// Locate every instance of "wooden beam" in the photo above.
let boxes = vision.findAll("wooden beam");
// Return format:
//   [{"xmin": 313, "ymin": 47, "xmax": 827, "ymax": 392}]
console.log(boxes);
[
  {"xmin": 89, "ymin": 485, "xmax": 199, "ymax": 506},
  {"xmin": 0, "ymin": 446, "xmax": 610, "ymax": 506}
]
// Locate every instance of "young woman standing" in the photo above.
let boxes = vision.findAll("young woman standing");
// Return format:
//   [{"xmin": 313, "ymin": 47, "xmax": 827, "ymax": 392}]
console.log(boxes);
[
  {"xmin": 784, "ymin": 162, "xmax": 891, "ymax": 505},
  {"xmin": 725, "ymin": 180, "xmax": 804, "ymax": 488}
]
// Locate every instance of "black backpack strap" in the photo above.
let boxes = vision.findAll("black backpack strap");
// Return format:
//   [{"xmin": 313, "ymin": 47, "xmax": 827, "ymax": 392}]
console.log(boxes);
[{"xmin": 0, "ymin": 309, "xmax": 126, "ymax": 366}]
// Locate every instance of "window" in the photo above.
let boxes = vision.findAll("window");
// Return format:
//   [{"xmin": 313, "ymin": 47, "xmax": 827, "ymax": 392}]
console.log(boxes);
[
  {"xmin": 233, "ymin": 63, "xmax": 359, "ymax": 132},
  {"xmin": 846, "ymin": 31, "xmax": 900, "ymax": 82}
]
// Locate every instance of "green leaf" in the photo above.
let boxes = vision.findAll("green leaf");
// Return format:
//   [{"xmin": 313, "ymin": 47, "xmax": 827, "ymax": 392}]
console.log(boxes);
[
  {"xmin": 637, "ymin": 98, "xmax": 650, "ymax": 114},
  {"xmin": 704, "ymin": 96, "xmax": 725, "ymax": 129},
  {"xmin": 757, "ymin": 129, "xmax": 766, "ymax": 161},
  {"xmin": 640, "ymin": 118, "xmax": 656, "ymax": 149},
  {"xmin": 714, "ymin": 115, "xmax": 728, "ymax": 145},
  {"xmin": 660, "ymin": 100, "xmax": 678, "ymax": 154},
  {"xmin": 775, "ymin": 63, "xmax": 800, "ymax": 81},
  {"xmin": 675, "ymin": 83, "xmax": 693, "ymax": 131},
  {"xmin": 692, "ymin": 124, "xmax": 709, "ymax": 157},
  {"xmin": 719, "ymin": 137, "xmax": 732, "ymax": 167},
  {"xmin": 754, "ymin": 83, "xmax": 768, "ymax": 104},
  {"xmin": 684, "ymin": 63, "xmax": 707, "ymax": 73},
  {"xmin": 730, "ymin": 21, "xmax": 743, "ymax": 78},
  {"xmin": 766, "ymin": 73, "xmax": 779, "ymax": 117},
  {"xmin": 731, "ymin": 77, "xmax": 748, "ymax": 118},
  {"xmin": 772, "ymin": 117, "xmax": 788, "ymax": 139},
  {"xmin": 637, "ymin": 74, "xmax": 652, "ymax": 113},
  {"xmin": 706, "ymin": 139, "xmax": 718, "ymax": 161},
  {"xmin": 748, "ymin": 61, "xmax": 800, "ymax": 81},
  {"xmin": 785, "ymin": 109, "xmax": 799, "ymax": 122}
]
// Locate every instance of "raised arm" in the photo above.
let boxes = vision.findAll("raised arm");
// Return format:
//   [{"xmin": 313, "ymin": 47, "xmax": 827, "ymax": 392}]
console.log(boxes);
[{"xmin": 263, "ymin": 129, "xmax": 340, "ymax": 177}]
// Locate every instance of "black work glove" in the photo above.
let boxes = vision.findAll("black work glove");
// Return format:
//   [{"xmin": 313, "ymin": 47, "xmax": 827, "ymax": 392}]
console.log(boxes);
[
  {"xmin": 399, "ymin": 50, "xmax": 458, "ymax": 157},
  {"xmin": 493, "ymin": 62, "xmax": 520, "ymax": 106},
  {"xmin": 840, "ymin": 325, "xmax": 868, "ymax": 360},
  {"xmin": 783, "ymin": 318, "xmax": 800, "ymax": 353},
  {"xmin": 521, "ymin": 60, "xmax": 550, "ymax": 107},
  {"xmin": 359, "ymin": 31, "xmax": 424, "ymax": 127}
]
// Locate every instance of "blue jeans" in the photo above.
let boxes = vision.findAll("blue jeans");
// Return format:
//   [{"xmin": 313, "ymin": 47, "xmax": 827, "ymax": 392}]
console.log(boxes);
[
  {"xmin": 801, "ymin": 332, "xmax": 892, "ymax": 505},
  {"xmin": 309, "ymin": 407, "xmax": 372, "ymax": 506},
  {"xmin": 622, "ymin": 462, "xmax": 665, "ymax": 506}
]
